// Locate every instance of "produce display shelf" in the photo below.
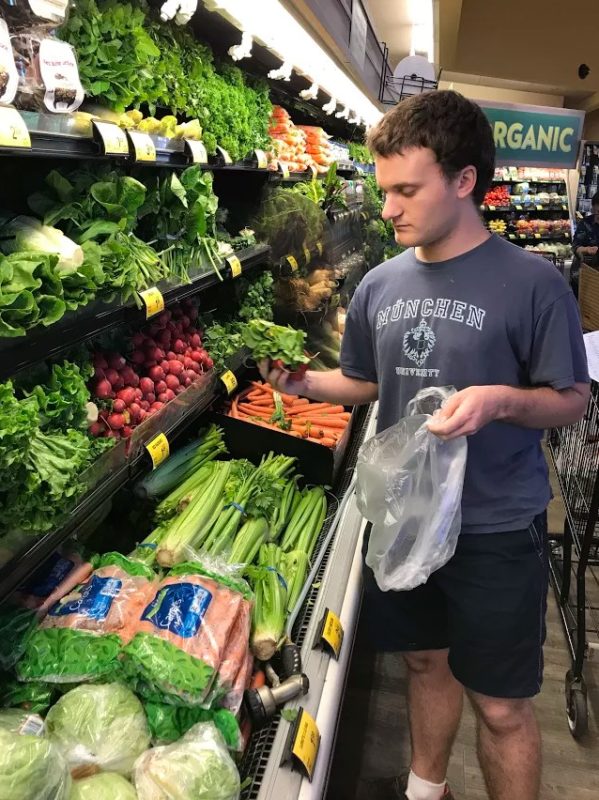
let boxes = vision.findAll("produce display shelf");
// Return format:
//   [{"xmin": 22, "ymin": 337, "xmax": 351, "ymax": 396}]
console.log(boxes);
[
  {"xmin": 0, "ymin": 244, "xmax": 271, "ymax": 381},
  {"xmin": 491, "ymin": 178, "xmax": 567, "ymax": 186},
  {"xmin": 482, "ymin": 204, "xmax": 569, "ymax": 213},
  {"xmin": 0, "ymin": 349, "xmax": 251, "ymax": 607},
  {"xmin": 504, "ymin": 232, "xmax": 571, "ymax": 242},
  {"xmin": 239, "ymin": 403, "xmax": 375, "ymax": 800}
]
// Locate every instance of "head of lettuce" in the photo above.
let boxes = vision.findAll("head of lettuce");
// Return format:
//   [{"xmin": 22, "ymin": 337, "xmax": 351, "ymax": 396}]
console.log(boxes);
[
  {"xmin": 0, "ymin": 728, "xmax": 71, "ymax": 800},
  {"xmin": 69, "ymin": 772, "xmax": 137, "ymax": 799}
]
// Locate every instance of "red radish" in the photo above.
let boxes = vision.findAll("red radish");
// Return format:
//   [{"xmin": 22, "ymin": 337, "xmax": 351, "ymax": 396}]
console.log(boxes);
[
  {"xmin": 139, "ymin": 377, "xmax": 154, "ymax": 395},
  {"xmin": 144, "ymin": 360, "xmax": 157, "ymax": 369},
  {"xmin": 157, "ymin": 311, "xmax": 171, "ymax": 325},
  {"xmin": 204, "ymin": 356, "xmax": 214, "ymax": 369},
  {"xmin": 169, "ymin": 361, "xmax": 183, "ymax": 377},
  {"xmin": 151, "ymin": 401, "xmax": 164, "ymax": 411},
  {"xmin": 107, "ymin": 413, "xmax": 125, "ymax": 429},
  {"xmin": 138, "ymin": 409, "xmax": 148, "ymax": 422},
  {"xmin": 113, "ymin": 399, "xmax": 126, "ymax": 413},
  {"xmin": 155, "ymin": 380, "xmax": 167, "ymax": 395},
  {"xmin": 190, "ymin": 350, "xmax": 203, "ymax": 363},
  {"xmin": 160, "ymin": 360, "xmax": 171, "ymax": 374},
  {"xmin": 177, "ymin": 354, "xmax": 186, "ymax": 364},
  {"xmin": 148, "ymin": 365, "xmax": 165, "ymax": 382},
  {"xmin": 107, "ymin": 430, "xmax": 120, "ymax": 439},
  {"xmin": 134, "ymin": 388, "xmax": 143, "ymax": 400},
  {"xmin": 180, "ymin": 314, "xmax": 190, "ymax": 329},
  {"xmin": 188, "ymin": 306, "xmax": 199, "ymax": 321},
  {"xmin": 116, "ymin": 387, "xmax": 137, "ymax": 406},
  {"xmin": 105, "ymin": 368, "xmax": 120, "ymax": 386},
  {"xmin": 108, "ymin": 353, "xmax": 126, "ymax": 371},
  {"xmin": 175, "ymin": 385, "xmax": 186, "ymax": 395},
  {"xmin": 190, "ymin": 362, "xmax": 200, "ymax": 374},
  {"xmin": 157, "ymin": 392, "xmax": 169, "ymax": 403},
  {"xmin": 94, "ymin": 367, "xmax": 106, "ymax": 380},
  {"xmin": 191, "ymin": 333, "xmax": 201, "ymax": 347},
  {"xmin": 129, "ymin": 402, "xmax": 141, "ymax": 421},
  {"xmin": 167, "ymin": 351, "xmax": 177, "ymax": 360},
  {"xmin": 165, "ymin": 374, "xmax": 180, "ymax": 390},
  {"xmin": 184, "ymin": 357, "xmax": 195, "ymax": 370},
  {"xmin": 94, "ymin": 379, "xmax": 112, "ymax": 400},
  {"xmin": 98, "ymin": 409, "xmax": 109, "ymax": 420},
  {"xmin": 122, "ymin": 426, "xmax": 133, "ymax": 438},
  {"xmin": 184, "ymin": 377, "xmax": 192, "ymax": 387},
  {"xmin": 184, "ymin": 369, "xmax": 196, "ymax": 382},
  {"xmin": 145, "ymin": 392, "xmax": 156, "ymax": 405},
  {"xmin": 157, "ymin": 329, "xmax": 171, "ymax": 345},
  {"xmin": 89, "ymin": 421, "xmax": 105, "ymax": 437},
  {"xmin": 130, "ymin": 350, "xmax": 145, "ymax": 365},
  {"xmin": 140, "ymin": 400, "xmax": 150, "ymax": 411},
  {"xmin": 121, "ymin": 366, "xmax": 139, "ymax": 384},
  {"xmin": 164, "ymin": 388, "xmax": 175, "ymax": 401},
  {"xmin": 93, "ymin": 353, "xmax": 108, "ymax": 368},
  {"xmin": 174, "ymin": 339, "xmax": 186, "ymax": 354}
]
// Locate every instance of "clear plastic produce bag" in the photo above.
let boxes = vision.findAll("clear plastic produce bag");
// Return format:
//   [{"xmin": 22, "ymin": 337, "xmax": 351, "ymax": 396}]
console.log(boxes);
[{"xmin": 356, "ymin": 387, "xmax": 467, "ymax": 592}]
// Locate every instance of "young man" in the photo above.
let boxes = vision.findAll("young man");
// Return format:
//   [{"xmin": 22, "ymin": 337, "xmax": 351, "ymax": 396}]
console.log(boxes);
[{"xmin": 261, "ymin": 91, "xmax": 589, "ymax": 800}]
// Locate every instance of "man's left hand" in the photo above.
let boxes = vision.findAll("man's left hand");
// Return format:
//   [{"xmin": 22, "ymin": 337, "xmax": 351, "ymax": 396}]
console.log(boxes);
[{"xmin": 427, "ymin": 386, "xmax": 504, "ymax": 440}]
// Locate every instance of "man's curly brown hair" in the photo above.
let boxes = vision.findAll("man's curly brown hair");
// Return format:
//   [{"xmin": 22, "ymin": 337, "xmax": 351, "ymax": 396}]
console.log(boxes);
[{"xmin": 367, "ymin": 90, "xmax": 496, "ymax": 205}]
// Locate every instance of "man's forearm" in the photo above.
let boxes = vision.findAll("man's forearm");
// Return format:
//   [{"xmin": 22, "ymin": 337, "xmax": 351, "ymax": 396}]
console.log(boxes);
[
  {"xmin": 497, "ymin": 384, "xmax": 589, "ymax": 429},
  {"xmin": 296, "ymin": 369, "xmax": 379, "ymax": 405}
]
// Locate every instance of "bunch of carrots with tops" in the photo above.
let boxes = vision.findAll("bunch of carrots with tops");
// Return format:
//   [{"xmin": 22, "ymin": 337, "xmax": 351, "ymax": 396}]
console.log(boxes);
[{"xmin": 225, "ymin": 381, "xmax": 351, "ymax": 448}]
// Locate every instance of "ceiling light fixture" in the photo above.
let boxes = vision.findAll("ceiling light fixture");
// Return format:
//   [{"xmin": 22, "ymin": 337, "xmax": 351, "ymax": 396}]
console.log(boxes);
[
  {"xmin": 408, "ymin": 0, "xmax": 434, "ymax": 62},
  {"xmin": 228, "ymin": 30, "xmax": 253, "ymax": 61},
  {"xmin": 268, "ymin": 60, "xmax": 293, "ymax": 81},
  {"xmin": 300, "ymin": 81, "xmax": 319, "ymax": 101},
  {"xmin": 203, "ymin": 0, "xmax": 382, "ymax": 126},
  {"xmin": 322, "ymin": 97, "xmax": 337, "ymax": 115}
]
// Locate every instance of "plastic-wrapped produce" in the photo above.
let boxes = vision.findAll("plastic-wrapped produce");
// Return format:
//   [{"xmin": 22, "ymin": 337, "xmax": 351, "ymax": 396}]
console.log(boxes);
[
  {"xmin": 0, "ymin": 727, "xmax": 71, "ymax": 800},
  {"xmin": 17, "ymin": 554, "xmax": 157, "ymax": 684},
  {"xmin": 69, "ymin": 772, "xmax": 138, "ymax": 800},
  {"xmin": 133, "ymin": 722, "xmax": 240, "ymax": 800},
  {"xmin": 45, "ymin": 683, "xmax": 151, "ymax": 778},
  {"xmin": 0, "ymin": 708, "xmax": 44, "ymax": 736},
  {"xmin": 0, "ymin": 18, "xmax": 19, "ymax": 104},
  {"xmin": 122, "ymin": 563, "xmax": 250, "ymax": 708},
  {"xmin": 144, "ymin": 702, "xmax": 241, "ymax": 751},
  {"xmin": 0, "ymin": 0, "xmax": 71, "ymax": 30}
]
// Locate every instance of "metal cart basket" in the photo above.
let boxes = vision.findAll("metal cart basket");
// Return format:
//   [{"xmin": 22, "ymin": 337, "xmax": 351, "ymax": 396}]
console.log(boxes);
[{"xmin": 547, "ymin": 377, "xmax": 599, "ymax": 737}]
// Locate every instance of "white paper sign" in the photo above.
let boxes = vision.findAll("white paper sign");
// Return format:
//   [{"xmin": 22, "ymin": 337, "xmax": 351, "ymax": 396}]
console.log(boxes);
[
  {"xmin": 584, "ymin": 331, "xmax": 599, "ymax": 383},
  {"xmin": 39, "ymin": 39, "xmax": 84, "ymax": 113}
]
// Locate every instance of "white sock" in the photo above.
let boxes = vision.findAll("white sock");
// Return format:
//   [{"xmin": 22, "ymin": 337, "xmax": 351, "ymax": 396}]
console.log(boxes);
[{"xmin": 405, "ymin": 769, "xmax": 446, "ymax": 800}]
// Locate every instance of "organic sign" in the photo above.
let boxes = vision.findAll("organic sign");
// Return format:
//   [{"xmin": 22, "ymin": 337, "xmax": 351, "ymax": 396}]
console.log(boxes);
[{"xmin": 478, "ymin": 100, "xmax": 585, "ymax": 168}]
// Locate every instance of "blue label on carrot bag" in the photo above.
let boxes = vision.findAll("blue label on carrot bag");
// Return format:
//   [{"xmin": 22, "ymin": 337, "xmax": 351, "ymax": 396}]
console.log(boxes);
[
  {"xmin": 49, "ymin": 575, "xmax": 122, "ymax": 621},
  {"xmin": 141, "ymin": 583, "xmax": 212, "ymax": 638}
]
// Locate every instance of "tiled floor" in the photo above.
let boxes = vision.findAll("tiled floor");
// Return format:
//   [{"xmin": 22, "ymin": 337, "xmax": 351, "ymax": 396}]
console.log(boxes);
[{"xmin": 326, "ymin": 470, "xmax": 599, "ymax": 799}]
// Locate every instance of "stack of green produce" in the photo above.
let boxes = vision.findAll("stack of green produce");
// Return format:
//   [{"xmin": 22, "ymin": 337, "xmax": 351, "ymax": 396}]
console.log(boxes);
[
  {"xmin": 0, "ymin": 359, "xmax": 114, "ymax": 542},
  {"xmin": 60, "ymin": 0, "xmax": 272, "ymax": 160},
  {"xmin": 348, "ymin": 141, "xmax": 373, "ymax": 164}
]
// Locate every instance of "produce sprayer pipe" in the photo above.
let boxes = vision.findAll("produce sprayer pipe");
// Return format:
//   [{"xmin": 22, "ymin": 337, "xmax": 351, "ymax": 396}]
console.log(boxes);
[{"xmin": 285, "ymin": 475, "xmax": 357, "ymax": 640}]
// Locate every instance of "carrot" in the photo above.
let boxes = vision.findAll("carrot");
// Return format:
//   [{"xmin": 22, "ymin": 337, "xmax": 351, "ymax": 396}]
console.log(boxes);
[
  {"xmin": 287, "ymin": 403, "xmax": 343, "ymax": 415},
  {"xmin": 230, "ymin": 399, "xmax": 238, "ymax": 419},
  {"xmin": 238, "ymin": 403, "xmax": 275, "ymax": 415},
  {"xmin": 296, "ymin": 417, "xmax": 347, "ymax": 428},
  {"xmin": 307, "ymin": 436, "xmax": 337, "ymax": 447},
  {"xmin": 250, "ymin": 669, "xmax": 266, "ymax": 689},
  {"xmin": 37, "ymin": 561, "xmax": 94, "ymax": 618}
]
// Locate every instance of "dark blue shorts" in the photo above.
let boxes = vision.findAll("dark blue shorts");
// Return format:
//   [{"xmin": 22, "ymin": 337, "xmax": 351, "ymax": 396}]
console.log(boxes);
[{"xmin": 361, "ymin": 512, "xmax": 549, "ymax": 699}]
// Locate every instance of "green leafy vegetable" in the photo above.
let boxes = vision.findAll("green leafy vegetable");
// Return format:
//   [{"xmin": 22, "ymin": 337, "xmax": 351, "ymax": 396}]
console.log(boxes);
[
  {"xmin": 0, "ymin": 728, "xmax": 71, "ymax": 800},
  {"xmin": 69, "ymin": 773, "xmax": 137, "ymax": 800},
  {"xmin": 242, "ymin": 319, "xmax": 309, "ymax": 370}
]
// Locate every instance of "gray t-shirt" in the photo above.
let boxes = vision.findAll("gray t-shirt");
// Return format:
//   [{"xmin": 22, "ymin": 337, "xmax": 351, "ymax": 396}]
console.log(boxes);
[{"xmin": 341, "ymin": 234, "xmax": 589, "ymax": 534}]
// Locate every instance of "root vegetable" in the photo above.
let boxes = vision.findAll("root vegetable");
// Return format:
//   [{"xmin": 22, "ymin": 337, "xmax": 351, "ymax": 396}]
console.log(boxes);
[
  {"xmin": 94, "ymin": 379, "xmax": 112, "ymax": 400},
  {"xmin": 165, "ymin": 374, "xmax": 180, "ymax": 390},
  {"xmin": 89, "ymin": 421, "xmax": 105, "ymax": 437},
  {"xmin": 174, "ymin": 339, "xmax": 186, "ymax": 354},
  {"xmin": 139, "ymin": 377, "xmax": 154, "ymax": 395},
  {"xmin": 140, "ymin": 401, "xmax": 150, "ymax": 411},
  {"xmin": 168, "ymin": 360, "xmax": 183, "ymax": 376},
  {"xmin": 107, "ymin": 413, "xmax": 125, "ymax": 429},
  {"xmin": 105, "ymin": 369, "xmax": 120, "ymax": 387},
  {"xmin": 148, "ymin": 366, "xmax": 165, "ymax": 382},
  {"xmin": 160, "ymin": 360, "xmax": 171, "ymax": 374},
  {"xmin": 122, "ymin": 425, "xmax": 133, "ymax": 438},
  {"xmin": 129, "ymin": 402, "xmax": 141, "ymax": 421},
  {"xmin": 116, "ymin": 387, "xmax": 137, "ymax": 406},
  {"xmin": 113, "ymin": 399, "xmax": 126, "ymax": 413},
  {"xmin": 164, "ymin": 388, "xmax": 175, "ymax": 401},
  {"xmin": 158, "ymin": 392, "xmax": 169, "ymax": 403},
  {"xmin": 108, "ymin": 353, "xmax": 126, "ymax": 370},
  {"xmin": 93, "ymin": 354, "xmax": 108, "ymax": 370},
  {"xmin": 155, "ymin": 380, "xmax": 167, "ymax": 395},
  {"xmin": 131, "ymin": 350, "xmax": 145, "ymax": 365},
  {"xmin": 145, "ymin": 392, "xmax": 156, "ymax": 404}
]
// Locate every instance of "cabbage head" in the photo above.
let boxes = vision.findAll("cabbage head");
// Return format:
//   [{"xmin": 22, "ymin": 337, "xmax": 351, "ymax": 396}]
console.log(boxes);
[
  {"xmin": 133, "ymin": 722, "xmax": 240, "ymax": 800},
  {"xmin": 46, "ymin": 683, "xmax": 150, "ymax": 777},
  {"xmin": 0, "ymin": 728, "xmax": 71, "ymax": 800},
  {"xmin": 69, "ymin": 772, "xmax": 138, "ymax": 800}
]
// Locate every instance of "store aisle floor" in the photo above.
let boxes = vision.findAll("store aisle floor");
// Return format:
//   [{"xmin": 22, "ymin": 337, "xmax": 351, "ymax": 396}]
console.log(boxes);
[{"xmin": 326, "ymin": 481, "xmax": 599, "ymax": 800}]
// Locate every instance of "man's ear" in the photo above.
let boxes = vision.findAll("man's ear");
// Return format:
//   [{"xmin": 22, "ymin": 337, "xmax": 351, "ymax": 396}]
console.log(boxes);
[{"xmin": 456, "ymin": 166, "xmax": 477, "ymax": 200}]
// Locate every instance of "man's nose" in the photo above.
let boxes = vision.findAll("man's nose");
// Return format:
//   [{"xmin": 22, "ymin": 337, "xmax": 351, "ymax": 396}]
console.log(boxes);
[{"xmin": 382, "ymin": 196, "xmax": 402, "ymax": 221}]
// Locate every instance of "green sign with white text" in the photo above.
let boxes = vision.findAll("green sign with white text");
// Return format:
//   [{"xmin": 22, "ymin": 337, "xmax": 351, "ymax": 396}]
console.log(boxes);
[{"xmin": 479, "ymin": 101, "xmax": 585, "ymax": 168}]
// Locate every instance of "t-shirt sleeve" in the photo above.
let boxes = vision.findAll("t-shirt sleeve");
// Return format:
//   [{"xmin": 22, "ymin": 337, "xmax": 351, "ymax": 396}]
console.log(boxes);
[
  {"xmin": 340, "ymin": 284, "xmax": 378, "ymax": 383},
  {"xmin": 529, "ymin": 290, "xmax": 589, "ymax": 389}
]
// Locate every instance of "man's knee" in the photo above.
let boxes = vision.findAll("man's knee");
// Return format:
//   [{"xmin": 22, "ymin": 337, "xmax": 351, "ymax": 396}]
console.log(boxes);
[
  {"xmin": 469, "ymin": 691, "xmax": 535, "ymax": 736},
  {"xmin": 403, "ymin": 649, "xmax": 451, "ymax": 676}
]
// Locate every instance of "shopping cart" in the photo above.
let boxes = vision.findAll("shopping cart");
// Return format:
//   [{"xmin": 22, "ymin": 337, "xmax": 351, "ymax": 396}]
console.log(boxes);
[{"xmin": 547, "ymin": 379, "xmax": 599, "ymax": 737}]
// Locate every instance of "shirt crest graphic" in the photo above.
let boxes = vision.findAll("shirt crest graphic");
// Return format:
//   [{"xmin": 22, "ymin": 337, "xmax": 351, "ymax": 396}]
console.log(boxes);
[{"xmin": 403, "ymin": 318, "xmax": 436, "ymax": 367}]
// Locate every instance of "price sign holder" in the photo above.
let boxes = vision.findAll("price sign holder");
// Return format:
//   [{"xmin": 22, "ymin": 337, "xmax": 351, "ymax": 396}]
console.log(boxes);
[
  {"xmin": 519, "ymin": 234, "xmax": 527, "ymax": 239},
  {"xmin": 127, "ymin": 131, "xmax": 156, "ymax": 162},
  {"xmin": 536, "ymin": 204, "xmax": 543, "ymax": 210},
  {"xmin": 254, "ymin": 148, "xmax": 268, "ymax": 169},
  {"xmin": 508, "ymin": 234, "xmax": 516, "ymax": 240},
  {"xmin": 278, "ymin": 161, "xmax": 290, "ymax": 179},
  {"xmin": 220, "ymin": 370, "xmax": 238, "ymax": 395},
  {"xmin": 227, "ymin": 254, "xmax": 242, "ymax": 278},
  {"xmin": 488, "ymin": 205, "xmax": 496, "ymax": 211},
  {"xmin": 282, "ymin": 707, "xmax": 320, "ymax": 781},
  {"xmin": 185, "ymin": 139, "xmax": 208, "ymax": 164},
  {"xmin": 92, "ymin": 120, "xmax": 129, "ymax": 156},
  {"xmin": 315, "ymin": 607, "xmax": 344, "ymax": 659},
  {"xmin": 286, "ymin": 254, "xmax": 299, "ymax": 272},
  {"xmin": 515, "ymin": 205, "xmax": 523, "ymax": 211},
  {"xmin": 303, "ymin": 246, "xmax": 311, "ymax": 265},
  {"xmin": 217, "ymin": 145, "xmax": 233, "ymax": 164},
  {"xmin": 316, "ymin": 242, "xmax": 323, "ymax": 257},
  {"xmin": 309, "ymin": 164, "xmax": 318, "ymax": 177},
  {"xmin": 534, "ymin": 233, "xmax": 541, "ymax": 239},
  {"xmin": 0, "ymin": 106, "xmax": 31, "ymax": 149},
  {"xmin": 146, "ymin": 433, "xmax": 169, "ymax": 469},
  {"xmin": 138, "ymin": 287, "xmax": 165, "ymax": 319}
]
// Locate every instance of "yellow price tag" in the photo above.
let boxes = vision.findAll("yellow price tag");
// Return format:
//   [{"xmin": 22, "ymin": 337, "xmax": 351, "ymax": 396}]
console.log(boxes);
[
  {"xmin": 534, "ymin": 233, "xmax": 541, "ymax": 239},
  {"xmin": 128, "ymin": 131, "xmax": 156, "ymax": 162},
  {"xmin": 536, "ymin": 204, "xmax": 543, "ymax": 210},
  {"xmin": 508, "ymin": 234, "xmax": 516, "ymax": 240},
  {"xmin": 316, "ymin": 242, "xmax": 323, "ymax": 256},
  {"xmin": 146, "ymin": 433, "xmax": 169, "ymax": 469},
  {"xmin": 562, "ymin": 205, "xmax": 568, "ymax": 211},
  {"xmin": 286, "ymin": 255, "xmax": 299, "ymax": 272},
  {"xmin": 220, "ymin": 370, "xmax": 238, "ymax": 395},
  {"xmin": 217, "ymin": 145, "xmax": 232, "ymax": 164},
  {"xmin": 488, "ymin": 205, "xmax": 496, "ymax": 211},
  {"xmin": 0, "ymin": 107, "xmax": 31, "ymax": 149},
  {"xmin": 303, "ymin": 246, "xmax": 311, "ymax": 265},
  {"xmin": 93, "ymin": 120, "xmax": 129, "ymax": 155},
  {"xmin": 515, "ymin": 205, "xmax": 523, "ymax": 211},
  {"xmin": 138, "ymin": 287, "xmax": 165, "ymax": 319},
  {"xmin": 255, "ymin": 148, "xmax": 268, "ymax": 168},
  {"xmin": 321, "ymin": 608, "xmax": 344, "ymax": 659},
  {"xmin": 291, "ymin": 708, "xmax": 320, "ymax": 780},
  {"xmin": 185, "ymin": 139, "xmax": 208, "ymax": 164},
  {"xmin": 227, "ymin": 254, "xmax": 242, "ymax": 278},
  {"xmin": 278, "ymin": 161, "xmax": 290, "ymax": 179}
]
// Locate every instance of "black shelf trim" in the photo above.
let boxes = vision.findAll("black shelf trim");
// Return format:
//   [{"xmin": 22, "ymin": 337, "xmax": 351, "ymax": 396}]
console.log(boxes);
[
  {"xmin": 491, "ymin": 178, "xmax": 567, "ymax": 186},
  {"xmin": 0, "ymin": 244, "xmax": 271, "ymax": 381},
  {"xmin": 482, "ymin": 205, "xmax": 569, "ymax": 214}
]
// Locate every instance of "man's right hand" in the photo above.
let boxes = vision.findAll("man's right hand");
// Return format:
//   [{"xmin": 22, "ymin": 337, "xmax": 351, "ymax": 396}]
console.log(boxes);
[
  {"xmin": 258, "ymin": 359, "xmax": 305, "ymax": 395},
  {"xmin": 579, "ymin": 246, "xmax": 598, "ymax": 257}
]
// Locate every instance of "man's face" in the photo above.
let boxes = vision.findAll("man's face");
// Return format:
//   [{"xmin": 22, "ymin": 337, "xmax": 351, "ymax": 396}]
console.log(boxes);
[
  {"xmin": 593, "ymin": 204, "xmax": 599, "ymax": 224},
  {"xmin": 376, "ymin": 147, "xmax": 467, "ymax": 249}
]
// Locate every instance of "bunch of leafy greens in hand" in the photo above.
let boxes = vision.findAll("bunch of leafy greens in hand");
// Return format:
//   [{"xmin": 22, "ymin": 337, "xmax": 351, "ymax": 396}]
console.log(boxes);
[
  {"xmin": 242, "ymin": 320, "xmax": 309, "ymax": 370},
  {"xmin": 138, "ymin": 166, "xmax": 221, "ymax": 282}
]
